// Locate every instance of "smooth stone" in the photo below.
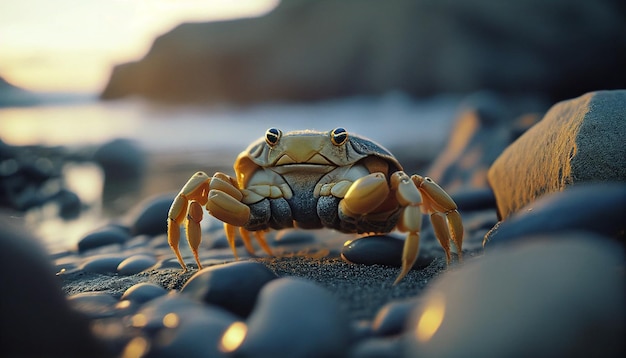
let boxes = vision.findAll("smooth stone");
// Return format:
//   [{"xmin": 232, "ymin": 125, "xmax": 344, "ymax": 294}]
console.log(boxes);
[
  {"xmin": 80, "ymin": 254, "xmax": 128, "ymax": 274},
  {"xmin": 488, "ymin": 90, "xmax": 626, "ymax": 219},
  {"xmin": 54, "ymin": 188, "xmax": 82, "ymax": 219},
  {"xmin": 135, "ymin": 294, "xmax": 238, "ymax": 358},
  {"xmin": 181, "ymin": 261, "xmax": 277, "ymax": 318},
  {"xmin": 273, "ymin": 230, "xmax": 316, "ymax": 245},
  {"xmin": 371, "ymin": 298, "xmax": 421, "ymax": 337},
  {"xmin": 232, "ymin": 277, "xmax": 350, "ymax": 357},
  {"xmin": 341, "ymin": 235, "xmax": 436, "ymax": 269},
  {"xmin": 77, "ymin": 225, "xmax": 130, "ymax": 253},
  {"xmin": 93, "ymin": 138, "xmax": 146, "ymax": 181},
  {"xmin": 152, "ymin": 257, "xmax": 189, "ymax": 270},
  {"xmin": 483, "ymin": 183, "xmax": 626, "ymax": 248},
  {"xmin": 117, "ymin": 254, "xmax": 157, "ymax": 275},
  {"xmin": 68, "ymin": 292, "xmax": 120, "ymax": 319},
  {"xmin": 121, "ymin": 283, "xmax": 168, "ymax": 304},
  {"xmin": 0, "ymin": 218, "xmax": 108, "ymax": 357},
  {"xmin": 126, "ymin": 194, "xmax": 176, "ymax": 237},
  {"xmin": 348, "ymin": 336, "xmax": 403, "ymax": 358},
  {"xmin": 405, "ymin": 234, "xmax": 625, "ymax": 358}
]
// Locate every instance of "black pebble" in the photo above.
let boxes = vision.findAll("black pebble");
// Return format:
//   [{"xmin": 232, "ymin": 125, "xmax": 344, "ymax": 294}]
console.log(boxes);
[{"xmin": 181, "ymin": 261, "xmax": 277, "ymax": 318}]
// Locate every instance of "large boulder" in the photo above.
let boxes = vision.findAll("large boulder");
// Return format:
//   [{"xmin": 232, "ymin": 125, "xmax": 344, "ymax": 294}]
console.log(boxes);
[
  {"xmin": 488, "ymin": 90, "xmax": 626, "ymax": 219},
  {"xmin": 101, "ymin": 0, "xmax": 626, "ymax": 104}
]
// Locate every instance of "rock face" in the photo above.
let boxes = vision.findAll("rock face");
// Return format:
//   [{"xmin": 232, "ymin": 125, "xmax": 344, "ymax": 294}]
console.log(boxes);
[
  {"xmin": 100, "ymin": 0, "xmax": 626, "ymax": 104},
  {"xmin": 488, "ymin": 90, "xmax": 626, "ymax": 219}
]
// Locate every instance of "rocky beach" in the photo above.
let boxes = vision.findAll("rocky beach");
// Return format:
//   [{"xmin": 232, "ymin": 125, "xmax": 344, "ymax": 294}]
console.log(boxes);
[{"xmin": 1, "ymin": 0, "xmax": 625, "ymax": 357}]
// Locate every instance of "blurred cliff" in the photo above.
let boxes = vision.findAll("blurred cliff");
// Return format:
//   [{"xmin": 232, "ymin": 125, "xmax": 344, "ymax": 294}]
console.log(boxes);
[{"xmin": 101, "ymin": 0, "xmax": 626, "ymax": 105}]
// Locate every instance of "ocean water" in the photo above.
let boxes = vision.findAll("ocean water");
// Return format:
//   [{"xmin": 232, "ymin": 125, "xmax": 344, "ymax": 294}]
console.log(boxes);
[{"xmin": 0, "ymin": 92, "xmax": 462, "ymax": 249}]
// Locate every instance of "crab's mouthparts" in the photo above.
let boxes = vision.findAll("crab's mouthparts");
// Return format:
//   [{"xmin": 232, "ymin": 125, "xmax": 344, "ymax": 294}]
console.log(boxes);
[{"xmin": 274, "ymin": 153, "xmax": 334, "ymax": 166}]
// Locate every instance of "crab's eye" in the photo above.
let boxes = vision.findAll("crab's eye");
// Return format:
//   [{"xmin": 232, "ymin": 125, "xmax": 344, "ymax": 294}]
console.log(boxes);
[
  {"xmin": 330, "ymin": 127, "xmax": 348, "ymax": 146},
  {"xmin": 265, "ymin": 128, "xmax": 282, "ymax": 146}
]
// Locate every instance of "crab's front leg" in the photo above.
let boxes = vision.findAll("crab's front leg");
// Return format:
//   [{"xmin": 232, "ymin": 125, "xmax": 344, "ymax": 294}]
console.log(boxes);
[
  {"xmin": 412, "ymin": 175, "xmax": 464, "ymax": 264},
  {"xmin": 167, "ymin": 171, "xmax": 252, "ymax": 272}
]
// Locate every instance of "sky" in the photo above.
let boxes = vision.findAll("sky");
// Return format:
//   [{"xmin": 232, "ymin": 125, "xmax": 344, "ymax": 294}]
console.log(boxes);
[{"xmin": 0, "ymin": 0, "xmax": 278, "ymax": 93}]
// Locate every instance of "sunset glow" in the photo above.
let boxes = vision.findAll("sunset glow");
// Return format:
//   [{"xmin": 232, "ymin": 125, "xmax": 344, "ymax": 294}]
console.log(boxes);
[{"xmin": 0, "ymin": 0, "xmax": 279, "ymax": 93}]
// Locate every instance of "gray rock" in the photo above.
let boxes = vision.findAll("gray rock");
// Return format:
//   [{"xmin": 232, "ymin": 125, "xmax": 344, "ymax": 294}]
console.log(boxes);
[
  {"xmin": 117, "ymin": 254, "xmax": 157, "ymax": 275},
  {"xmin": 349, "ymin": 336, "xmax": 404, "ymax": 358},
  {"xmin": 0, "ymin": 218, "xmax": 109, "ymax": 357},
  {"xmin": 127, "ymin": 194, "xmax": 175, "ymax": 237},
  {"xmin": 180, "ymin": 261, "xmax": 277, "ymax": 318},
  {"xmin": 341, "ymin": 235, "xmax": 437, "ymax": 269},
  {"xmin": 405, "ymin": 234, "xmax": 625, "ymax": 358},
  {"xmin": 77, "ymin": 225, "xmax": 130, "ymax": 253},
  {"xmin": 133, "ymin": 294, "xmax": 238, "ymax": 357},
  {"xmin": 231, "ymin": 277, "xmax": 350, "ymax": 357},
  {"xmin": 371, "ymin": 298, "xmax": 421, "ymax": 337},
  {"xmin": 121, "ymin": 283, "xmax": 168, "ymax": 304},
  {"xmin": 484, "ymin": 183, "xmax": 626, "ymax": 247},
  {"xmin": 80, "ymin": 254, "xmax": 129, "ymax": 274},
  {"xmin": 100, "ymin": 0, "xmax": 626, "ymax": 104},
  {"xmin": 68, "ymin": 291, "xmax": 120, "ymax": 319},
  {"xmin": 488, "ymin": 90, "xmax": 626, "ymax": 219}
]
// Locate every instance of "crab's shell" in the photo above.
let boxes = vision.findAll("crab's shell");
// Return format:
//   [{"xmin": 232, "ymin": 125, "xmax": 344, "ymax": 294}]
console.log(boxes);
[{"xmin": 233, "ymin": 129, "xmax": 403, "ymax": 187}]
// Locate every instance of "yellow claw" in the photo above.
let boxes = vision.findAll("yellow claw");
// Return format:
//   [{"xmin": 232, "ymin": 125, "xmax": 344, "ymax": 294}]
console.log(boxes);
[
  {"xmin": 225, "ymin": 223, "xmax": 238, "ymax": 260},
  {"xmin": 207, "ymin": 189, "xmax": 251, "ymax": 227},
  {"xmin": 340, "ymin": 173, "xmax": 389, "ymax": 215}
]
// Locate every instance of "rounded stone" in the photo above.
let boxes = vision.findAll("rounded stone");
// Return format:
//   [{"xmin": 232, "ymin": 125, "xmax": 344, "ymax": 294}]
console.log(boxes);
[
  {"xmin": 484, "ymin": 182, "xmax": 626, "ymax": 248},
  {"xmin": 371, "ymin": 298, "xmax": 421, "ymax": 337},
  {"xmin": 232, "ymin": 277, "xmax": 350, "ymax": 357},
  {"xmin": 341, "ymin": 235, "xmax": 435, "ymax": 269},
  {"xmin": 80, "ymin": 254, "xmax": 128, "ymax": 274},
  {"xmin": 126, "ymin": 194, "xmax": 176, "ymax": 237},
  {"xmin": 135, "ymin": 294, "xmax": 238, "ymax": 357},
  {"xmin": 180, "ymin": 261, "xmax": 277, "ymax": 318},
  {"xmin": 68, "ymin": 292, "xmax": 120, "ymax": 319},
  {"xmin": 117, "ymin": 254, "xmax": 157, "ymax": 275},
  {"xmin": 77, "ymin": 226, "xmax": 130, "ymax": 253},
  {"xmin": 121, "ymin": 283, "xmax": 168, "ymax": 304},
  {"xmin": 0, "ymin": 219, "xmax": 108, "ymax": 357},
  {"xmin": 488, "ymin": 90, "xmax": 626, "ymax": 219},
  {"xmin": 406, "ymin": 234, "xmax": 625, "ymax": 358},
  {"xmin": 348, "ymin": 336, "xmax": 403, "ymax": 358}
]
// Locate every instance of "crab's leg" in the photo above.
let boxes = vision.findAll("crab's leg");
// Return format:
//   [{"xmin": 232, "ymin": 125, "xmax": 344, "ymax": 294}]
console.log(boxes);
[
  {"xmin": 224, "ymin": 223, "xmax": 238, "ymax": 260},
  {"xmin": 186, "ymin": 200, "xmax": 204, "ymax": 270},
  {"xmin": 239, "ymin": 228, "xmax": 256, "ymax": 255},
  {"xmin": 237, "ymin": 228, "xmax": 273, "ymax": 257},
  {"xmin": 167, "ymin": 172, "xmax": 211, "ymax": 272},
  {"xmin": 413, "ymin": 175, "xmax": 464, "ymax": 262},
  {"xmin": 254, "ymin": 231, "xmax": 273, "ymax": 256},
  {"xmin": 390, "ymin": 172, "xmax": 425, "ymax": 284}
]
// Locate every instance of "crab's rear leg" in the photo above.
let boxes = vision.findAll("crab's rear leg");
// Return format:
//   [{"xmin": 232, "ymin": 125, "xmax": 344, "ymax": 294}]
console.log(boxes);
[
  {"xmin": 167, "ymin": 172, "xmax": 211, "ymax": 272},
  {"xmin": 413, "ymin": 175, "xmax": 464, "ymax": 263}
]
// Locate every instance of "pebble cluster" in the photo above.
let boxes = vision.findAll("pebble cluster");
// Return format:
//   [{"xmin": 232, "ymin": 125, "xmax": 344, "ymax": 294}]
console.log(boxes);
[{"xmin": 1, "ymin": 90, "xmax": 623, "ymax": 357}]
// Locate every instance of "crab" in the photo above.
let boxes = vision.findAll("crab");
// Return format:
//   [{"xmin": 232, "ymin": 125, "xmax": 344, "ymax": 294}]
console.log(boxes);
[{"xmin": 167, "ymin": 128, "xmax": 463, "ymax": 284}]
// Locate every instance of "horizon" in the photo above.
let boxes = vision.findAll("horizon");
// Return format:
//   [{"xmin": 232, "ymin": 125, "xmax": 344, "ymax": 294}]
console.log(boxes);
[{"xmin": 0, "ymin": 0, "xmax": 278, "ymax": 94}]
